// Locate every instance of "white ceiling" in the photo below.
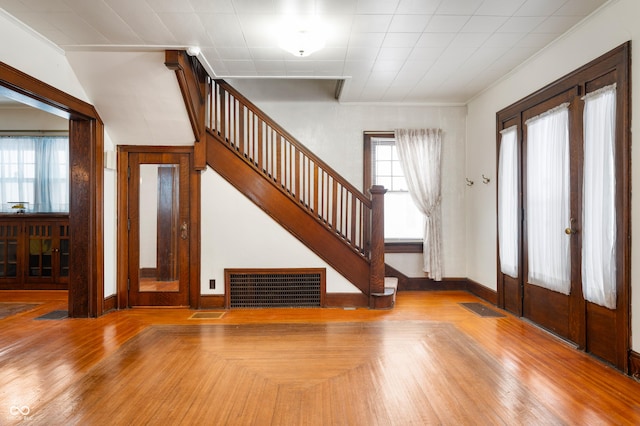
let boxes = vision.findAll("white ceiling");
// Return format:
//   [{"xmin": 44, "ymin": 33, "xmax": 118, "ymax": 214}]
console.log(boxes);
[{"xmin": 0, "ymin": 0, "xmax": 609, "ymax": 104}]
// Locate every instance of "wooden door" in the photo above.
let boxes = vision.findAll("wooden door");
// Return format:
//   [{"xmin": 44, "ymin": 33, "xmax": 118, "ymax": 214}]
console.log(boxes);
[
  {"xmin": 127, "ymin": 152, "xmax": 191, "ymax": 307},
  {"xmin": 521, "ymin": 90, "xmax": 580, "ymax": 341}
]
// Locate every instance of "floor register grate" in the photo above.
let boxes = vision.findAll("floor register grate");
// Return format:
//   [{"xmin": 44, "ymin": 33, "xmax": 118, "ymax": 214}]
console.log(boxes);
[{"xmin": 228, "ymin": 269, "xmax": 323, "ymax": 308}]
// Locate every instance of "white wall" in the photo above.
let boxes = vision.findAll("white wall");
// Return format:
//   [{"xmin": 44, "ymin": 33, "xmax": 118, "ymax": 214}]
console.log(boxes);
[
  {"xmin": 0, "ymin": 11, "xmax": 89, "ymax": 103},
  {"xmin": 465, "ymin": 0, "xmax": 640, "ymax": 348},
  {"xmin": 103, "ymin": 132, "xmax": 117, "ymax": 297},
  {"xmin": 65, "ymin": 51, "xmax": 193, "ymax": 147},
  {"xmin": 0, "ymin": 106, "xmax": 68, "ymax": 130},
  {"xmin": 200, "ymin": 168, "xmax": 360, "ymax": 294},
  {"xmin": 228, "ymin": 79, "xmax": 468, "ymax": 278}
]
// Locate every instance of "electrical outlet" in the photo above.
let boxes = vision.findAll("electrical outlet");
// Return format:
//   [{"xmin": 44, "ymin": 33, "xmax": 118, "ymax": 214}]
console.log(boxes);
[{"xmin": 209, "ymin": 279, "xmax": 215, "ymax": 289}]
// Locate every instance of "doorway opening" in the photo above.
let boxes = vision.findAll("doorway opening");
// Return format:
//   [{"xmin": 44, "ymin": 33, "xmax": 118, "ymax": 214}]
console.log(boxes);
[{"xmin": 0, "ymin": 61, "xmax": 104, "ymax": 317}]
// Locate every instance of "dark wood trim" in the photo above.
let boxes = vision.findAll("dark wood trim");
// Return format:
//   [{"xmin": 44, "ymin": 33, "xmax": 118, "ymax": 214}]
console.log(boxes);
[
  {"xmin": 119, "ymin": 145, "xmax": 195, "ymax": 154},
  {"xmin": 385, "ymin": 263, "xmax": 467, "ymax": 291},
  {"xmin": 0, "ymin": 62, "xmax": 99, "ymax": 120},
  {"xmin": 617, "ymin": 41, "xmax": 632, "ymax": 375},
  {"xmin": 165, "ymin": 50, "xmax": 207, "ymax": 170},
  {"xmin": 363, "ymin": 131, "xmax": 394, "ymax": 191},
  {"xmin": 324, "ymin": 292, "xmax": 368, "ymax": 308},
  {"xmin": 495, "ymin": 115, "xmax": 522, "ymax": 315},
  {"xmin": 164, "ymin": 50, "xmax": 206, "ymax": 142},
  {"xmin": 629, "ymin": 350, "xmax": 640, "ymax": 379},
  {"xmin": 406, "ymin": 277, "xmax": 468, "ymax": 291},
  {"xmin": 466, "ymin": 278, "xmax": 498, "ymax": 305},
  {"xmin": 189, "ymin": 155, "xmax": 202, "ymax": 309},
  {"xmin": 385, "ymin": 263, "xmax": 410, "ymax": 289},
  {"xmin": 385, "ymin": 241, "xmax": 423, "ymax": 253},
  {"xmin": 368, "ymin": 185, "xmax": 387, "ymax": 306},
  {"xmin": 0, "ymin": 61, "xmax": 105, "ymax": 318},
  {"xmin": 385, "ymin": 263, "xmax": 497, "ymax": 303},
  {"xmin": 198, "ymin": 294, "xmax": 225, "ymax": 309},
  {"xmin": 370, "ymin": 289, "xmax": 395, "ymax": 309},
  {"xmin": 116, "ymin": 148, "xmax": 129, "ymax": 310},
  {"xmin": 103, "ymin": 294, "xmax": 116, "ymax": 313},
  {"xmin": 0, "ymin": 214, "xmax": 70, "ymax": 219}
]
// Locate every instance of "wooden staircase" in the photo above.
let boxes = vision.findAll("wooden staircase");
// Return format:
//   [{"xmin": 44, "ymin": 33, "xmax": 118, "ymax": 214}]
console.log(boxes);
[{"xmin": 166, "ymin": 50, "xmax": 393, "ymax": 308}]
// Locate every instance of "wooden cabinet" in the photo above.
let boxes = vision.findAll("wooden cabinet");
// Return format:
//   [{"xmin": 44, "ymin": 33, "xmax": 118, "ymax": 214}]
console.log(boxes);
[{"xmin": 0, "ymin": 215, "xmax": 69, "ymax": 290}]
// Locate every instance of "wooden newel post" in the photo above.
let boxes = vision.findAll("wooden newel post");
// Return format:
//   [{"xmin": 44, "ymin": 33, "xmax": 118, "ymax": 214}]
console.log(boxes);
[{"xmin": 369, "ymin": 185, "xmax": 387, "ymax": 307}]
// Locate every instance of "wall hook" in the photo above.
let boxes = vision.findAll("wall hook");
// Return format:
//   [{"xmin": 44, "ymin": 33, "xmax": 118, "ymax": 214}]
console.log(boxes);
[
  {"xmin": 466, "ymin": 178, "xmax": 474, "ymax": 187},
  {"xmin": 482, "ymin": 174, "xmax": 491, "ymax": 184}
]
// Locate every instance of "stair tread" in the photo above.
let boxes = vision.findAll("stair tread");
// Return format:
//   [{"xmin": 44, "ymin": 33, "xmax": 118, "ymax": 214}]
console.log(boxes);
[{"xmin": 372, "ymin": 287, "xmax": 396, "ymax": 297}]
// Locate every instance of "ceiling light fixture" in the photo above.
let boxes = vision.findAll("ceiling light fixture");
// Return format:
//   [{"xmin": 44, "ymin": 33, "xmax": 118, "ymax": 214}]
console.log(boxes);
[
  {"xmin": 186, "ymin": 46, "xmax": 201, "ymax": 57},
  {"xmin": 278, "ymin": 19, "xmax": 325, "ymax": 58}
]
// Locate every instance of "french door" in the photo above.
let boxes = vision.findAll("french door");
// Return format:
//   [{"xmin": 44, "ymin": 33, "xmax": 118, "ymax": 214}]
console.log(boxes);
[
  {"xmin": 521, "ymin": 90, "xmax": 579, "ymax": 342},
  {"xmin": 497, "ymin": 43, "xmax": 630, "ymax": 371},
  {"xmin": 126, "ymin": 152, "xmax": 191, "ymax": 307}
]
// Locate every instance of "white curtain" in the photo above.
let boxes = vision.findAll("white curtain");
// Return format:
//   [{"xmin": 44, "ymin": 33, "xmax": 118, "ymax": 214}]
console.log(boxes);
[
  {"xmin": 394, "ymin": 128, "xmax": 443, "ymax": 281},
  {"xmin": 34, "ymin": 137, "xmax": 69, "ymax": 212},
  {"xmin": 0, "ymin": 137, "xmax": 35, "ymax": 208},
  {"xmin": 525, "ymin": 103, "xmax": 571, "ymax": 294},
  {"xmin": 498, "ymin": 126, "xmax": 519, "ymax": 278},
  {"xmin": 582, "ymin": 84, "xmax": 617, "ymax": 309},
  {"xmin": 0, "ymin": 136, "xmax": 69, "ymax": 212}
]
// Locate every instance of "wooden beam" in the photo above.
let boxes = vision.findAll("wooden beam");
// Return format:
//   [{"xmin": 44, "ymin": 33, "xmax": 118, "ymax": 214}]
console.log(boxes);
[{"xmin": 165, "ymin": 50, "xmax": 207, "ymax": 170}]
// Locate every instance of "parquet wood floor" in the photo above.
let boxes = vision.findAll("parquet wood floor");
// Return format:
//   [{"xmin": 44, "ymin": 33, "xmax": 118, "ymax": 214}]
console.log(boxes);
[{"xmin": 1, "ymin": 290, "xmax": 640, "ymax": 425}]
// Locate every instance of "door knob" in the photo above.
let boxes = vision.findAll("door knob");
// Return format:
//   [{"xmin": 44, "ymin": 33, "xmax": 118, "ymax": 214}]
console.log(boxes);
[
  {"xmin": 565, "ymin": 218, "xmax": 577, "ymax": 235},
  {"xmin": 180, "ymin": 222, "xmax": 188, "ymax": 240}
]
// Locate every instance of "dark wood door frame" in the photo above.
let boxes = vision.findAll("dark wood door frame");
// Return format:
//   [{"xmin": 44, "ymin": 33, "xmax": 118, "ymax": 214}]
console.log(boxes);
[
  {"xmin": 117, "ymin": 146, "xmax": 201, "ymax": 309},
  {"xmin": 496, "ymin": 42, "xmax": 631, "ymax": 371},
  {"xmin": 0, "ymin": 61, "xmax": 104, "ymax": 317}
]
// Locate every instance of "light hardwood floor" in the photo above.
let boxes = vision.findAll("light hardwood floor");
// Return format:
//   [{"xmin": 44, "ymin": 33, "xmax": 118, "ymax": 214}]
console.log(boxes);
[{"xmin": 1, "ymin": 290, "xmax": 640, "ymax": 425}]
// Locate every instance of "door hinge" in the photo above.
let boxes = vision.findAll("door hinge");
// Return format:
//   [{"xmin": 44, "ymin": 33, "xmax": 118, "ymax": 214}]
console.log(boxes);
[
  {"xmin": 127, "ymin": 166, "xmax": 131, "ymax": 179},
  {"xmin": 127, "ymin": 278, "xmax": 130, "ymax": 291},
  {"xmin": 127, "ymin": 218, "xmax": 130, "ymax": 231}
]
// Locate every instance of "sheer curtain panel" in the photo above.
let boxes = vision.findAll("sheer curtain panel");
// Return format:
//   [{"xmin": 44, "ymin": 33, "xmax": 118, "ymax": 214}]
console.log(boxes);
[
  {"xmin": 498, "ymin": 126, "xmax": 519, "ymax": 278},
  {"xmin": 0, "ymin": 137, "xmax": 35, "ymax": 208},
  {"xmin": 525, "ymin": 104, "xmax": 571, "ymax": 294},
  {"xmin": 394, "ymin": 128, "xmax": 443, "ymax": 280},
  {"xmin": 34, "ymin": 137, "xmax": 69, "ymax": 212},
  {"xmin": 582, "ymin": 84, "xmax": 617, "ymax": 309}
]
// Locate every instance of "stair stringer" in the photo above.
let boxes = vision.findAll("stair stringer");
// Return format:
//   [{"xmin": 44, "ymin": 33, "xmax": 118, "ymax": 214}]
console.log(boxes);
[{"xmin": 206, "ymin": 130, "xmax": 371, "ymax": 295}]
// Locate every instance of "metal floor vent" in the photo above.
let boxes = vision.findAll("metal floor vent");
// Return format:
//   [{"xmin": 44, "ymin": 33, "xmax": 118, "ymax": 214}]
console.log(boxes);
[{"xmin": 226, "ymin": 268, "xmax": 325, "ymax": 308}]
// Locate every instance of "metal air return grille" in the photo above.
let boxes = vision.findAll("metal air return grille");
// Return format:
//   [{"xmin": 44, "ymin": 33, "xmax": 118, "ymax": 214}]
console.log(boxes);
[{"xmin": 226, "ymin": 268, "xmax": 326, "ymax": 308}]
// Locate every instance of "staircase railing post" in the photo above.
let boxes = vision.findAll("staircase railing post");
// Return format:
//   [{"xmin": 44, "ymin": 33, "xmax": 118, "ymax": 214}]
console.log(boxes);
[{"xmin": 369, "ymin": 185, "xmax": 387, "ymax": 307}]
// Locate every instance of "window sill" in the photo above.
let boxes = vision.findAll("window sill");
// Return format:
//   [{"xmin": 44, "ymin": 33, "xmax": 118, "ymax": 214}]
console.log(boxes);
[{"xmin": 384, "ymin": 241, "xmax": 423, "ymax": 253}]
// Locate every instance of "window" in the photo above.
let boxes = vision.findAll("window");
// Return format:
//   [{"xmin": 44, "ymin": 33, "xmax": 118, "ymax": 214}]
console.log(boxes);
[
  {"xmin": 0, "ymin": 136, "xmax": 69, "ymax": 213},
  {"xmin": 364, "ymin": 133, "xmax": 424, "ymax": 249}
]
